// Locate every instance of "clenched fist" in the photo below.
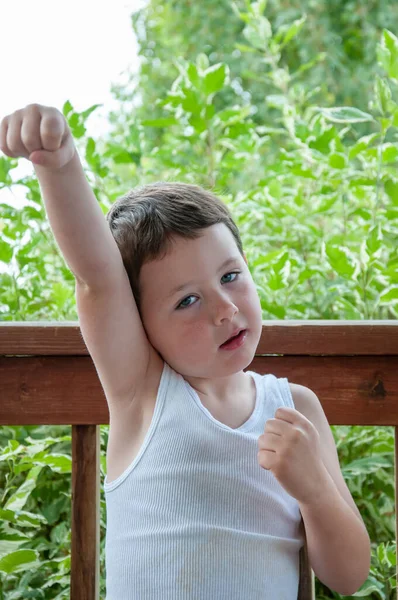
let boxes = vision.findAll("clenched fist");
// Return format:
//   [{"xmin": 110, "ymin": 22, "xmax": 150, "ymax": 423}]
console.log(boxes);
[
  {"xmin": 257, "ymin": 406, "xmax": 329, "ymax": 505},
  {"xmin": 0, "ymin": 103, "xmax": 75, "ymax": 170}
]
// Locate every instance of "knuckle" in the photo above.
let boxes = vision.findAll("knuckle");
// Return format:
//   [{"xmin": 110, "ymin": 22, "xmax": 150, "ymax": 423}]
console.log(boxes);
[
  {"xmin": 42, "ymin": 115, "xmax": 63, "ymax": 136},
  {"xmin": 24, "ymin": 103, "xmax": 41, "ymax": 115},
  {"xmin": 289, "ymin": 428, "xmax": 302, "ymax": 444},
  {"xmin": 22, "ymin": 137, "xmax": 39, "ymax": 152}
]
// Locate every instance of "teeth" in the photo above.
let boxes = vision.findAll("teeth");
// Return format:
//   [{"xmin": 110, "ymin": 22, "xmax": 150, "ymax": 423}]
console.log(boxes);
[{"xmin": 229, "ymin": 331, "xmax": 241, "ymax": 341}]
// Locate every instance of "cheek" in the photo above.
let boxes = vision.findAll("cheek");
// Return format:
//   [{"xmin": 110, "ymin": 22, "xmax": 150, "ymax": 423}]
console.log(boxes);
[
  {"xmin": 179, "ymin": 317, "xmax": 208, "ymax": 343},
  {"xmin": 240, "ymin": 281, "xmax": 258, "ymax": 306}
]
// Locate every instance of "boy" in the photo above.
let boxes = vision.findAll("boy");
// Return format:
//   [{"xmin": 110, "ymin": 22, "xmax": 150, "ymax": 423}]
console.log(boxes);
[{"xmin": 0, "ymin": 104, "xmax": 371, "ymax": 598}]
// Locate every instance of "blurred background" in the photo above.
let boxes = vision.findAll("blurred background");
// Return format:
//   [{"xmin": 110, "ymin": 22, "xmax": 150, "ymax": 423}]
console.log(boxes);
[{"xmin": 0, "ymin": 2, "xmax": 397, "ymax": 598}]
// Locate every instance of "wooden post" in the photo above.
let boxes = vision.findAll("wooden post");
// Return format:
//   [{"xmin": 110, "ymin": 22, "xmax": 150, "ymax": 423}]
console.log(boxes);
[
  {"xmin": 395, "ymin": 427, "xmax": 398, "ymax": 591},
  {"xmin": 298, "ymin": 533, "xmax": 315, "ymax": 599},
  {"xmin": 71, "ymin": 425, "xmax": 100, "ymax": 600}
]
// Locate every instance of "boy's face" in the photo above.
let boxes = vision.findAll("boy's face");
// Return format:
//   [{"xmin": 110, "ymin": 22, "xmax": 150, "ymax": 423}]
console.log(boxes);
[{"xmin": 139, "ymin": 223, "xmax": 263, "ymax": 379}]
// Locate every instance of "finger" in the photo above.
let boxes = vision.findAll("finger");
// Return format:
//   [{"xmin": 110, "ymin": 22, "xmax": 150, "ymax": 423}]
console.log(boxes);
[
  {"xmin": 40, "ymin": 109, "xmax": 65, "ymax": 152},
  {"xmin": 258, "ymin": 432, "xmax": 280, "ymax": 450},
  {"xmin": 29, "ymin": 133, "xmax": 75, "ymax": 169},
  {"xmin": 0, "ymin": 115, "xmax": 14, "ymax": 157},
  {"xmin": 21, "ymin": 110, "xmax": 43, "ymax": 155},
  {"xmin": 275, "ymin": 407, "xmax": 298, "ymax": 424},
  {"xmin": 257, "ymin": 448, "xmax": 275, "ymax": 470},
  {"xmin": 264, "ymin": 418, "xmax": 289, "ymax": 435},
  {"xmin": 6, "ymin": 112, "xmax": 29, "ymax": 158}
]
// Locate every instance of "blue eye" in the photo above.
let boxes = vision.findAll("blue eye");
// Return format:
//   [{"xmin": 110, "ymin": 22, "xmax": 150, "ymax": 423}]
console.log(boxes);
[{"xmin": 176, "ymin": 271, "xmax": 240, "ymax": 310}]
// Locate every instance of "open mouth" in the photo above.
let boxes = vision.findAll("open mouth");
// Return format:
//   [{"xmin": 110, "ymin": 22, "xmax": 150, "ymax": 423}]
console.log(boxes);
[{"xmin": 220, "ymin": 329, "xmax": 247, "ymax": 348}]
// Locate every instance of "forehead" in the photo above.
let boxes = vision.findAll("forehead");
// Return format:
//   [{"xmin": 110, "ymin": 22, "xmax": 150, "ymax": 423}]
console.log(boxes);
[{"xmin": 139, "ymin": 223, "xmax": 241, "ymax": 299}]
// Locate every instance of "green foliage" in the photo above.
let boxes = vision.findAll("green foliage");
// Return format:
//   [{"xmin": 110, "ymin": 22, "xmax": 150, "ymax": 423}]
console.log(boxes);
[{"xmin": 0, "ymin": 3, "xmax": 397, "ymax": 598}]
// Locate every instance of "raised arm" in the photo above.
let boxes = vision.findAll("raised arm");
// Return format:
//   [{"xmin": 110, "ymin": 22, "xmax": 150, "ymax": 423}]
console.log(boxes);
[
  {"xmin": 0, "ymin": 103, "xmax": 159, "ymax": 404},
  {"xmin": 0, "ymin": 103, "xmax": 123, "ymax": 288}
]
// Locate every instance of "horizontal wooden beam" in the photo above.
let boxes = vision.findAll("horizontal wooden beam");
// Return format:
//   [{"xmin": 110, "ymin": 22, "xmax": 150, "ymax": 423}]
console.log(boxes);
[
  {"xmin": 1, "ymin": 321, "xmax": 397, "ymax": 355},
  {"xmin": 1, "ymin": 354, "xmax": 397, "ymax": 426}
]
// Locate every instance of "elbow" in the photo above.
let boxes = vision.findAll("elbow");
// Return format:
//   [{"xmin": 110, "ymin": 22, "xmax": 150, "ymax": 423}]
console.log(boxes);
[
  {"xmin": 329, "ymin": 548, "xmax": 371, "ymax": 596},
  {"xmin": 319, "ymin": 535, "xmax": 371, "ymax": 596},
  {"xmin": 334, "ymin": 577, "xmax": 368, "ymax": 597},
  {"xmin": 328, "ymin": 572, "xmax": 369, "ymax": 597}
]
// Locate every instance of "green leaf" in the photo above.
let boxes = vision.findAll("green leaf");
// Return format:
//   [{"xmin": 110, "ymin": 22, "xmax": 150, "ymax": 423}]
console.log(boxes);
[
  {"xmin": 62, "ymin": 100, "xmax": 74, "ymax": 117},
  {"xmin": 348, "ymin": 133, "xmax": 379, "ymax": 160},
  {"xmin": 66, "ymin": 112, "xmax": 86, "ymax": 139},
  {"xmin": 0, "ymin": 550, "xmax": 39, "ymax": 574},
  {"xmin": 234, "ymin": 43, "xmax": 257, "ymax": 54},
  {"xmin": 276, "ymin": 15, "xmax": 306, "ymax": 49},
  {"xmin": 0, "ymin": 237, "xmax": 13, "ymax": 263},
  {"xmin": 248, "ymin": 0, "xmax": 268, "ymax": 18},
  {"xmin": 318, "ymin": 107, "xmax": 375, "ymax": 124},
  {"xmin": 196, "ymin": 53, "xmax": 209, "ymax": 71},
  {"xmin": 374, "ymin": 75, "xmax": 392, "ymax": 115},
  {"xmin": 316, "ymin": 194, "xmax": 339, "ymax": 213},
  {"xmin": 325, "ymin": 245, "xmax": 357, "ymax": 278},
  {"xmin": 382, "ymin": 144, "xmax": 398, "ymax": 163},
  {"xmin": 291, "ymin": 52, "xmax": 326, "ymax": 79},
  {"xmin": 51, "ymin": 282, "xmax": 73, "ymax": 309},
  {"xmin": 266, "ymin": 94, "xmax": 287, "ymax": 108},
  {"xmin": 181, "ymin": 87, "xmax": 202, "ymax": 113},
  {"xmin": 328, "ymin": 153, "xmax": 346, "ymax": 169},
  {"xmin": 335, "ymin": 298, "xmax": 364, "ymax": 319},
  {"xmin": 104, "ymin": 143, "xmax": 141, "ymax": 165},
  {"xmin": 377, "ymin": 29, "xmax": 398, "ymax": 80},
  {"xmin": 366, "ymin": 225, "xmax": 383, "ymax": 254},
  {"xmin": 141, "ymin": 118, "xmax": 178, "ymax": 127},
  {"xmin": 261, "ymin": 299, "xmax": 286, "ymax": 319},
  {"xmin": 380, "ymin": 285, "xmax": 398, "ymax": 304},
  {"xmin": 203, "ymin": 63, "xmax": 228, "ymax": 96},
  {"xmin": 243, "ymin": 17, "xmax": 272, "ymax": 51},
  {"xmin": 81, "ymin": 103, "xmax": 102, "ymax": 120},
  {"xmin": 157, "ymin": 92, "xmax": 185, "ymax": 109},
  {"xmin": 216, "ymin": 105, "xmax": 252, "ymax": 126},
  {"xmin": 32, "ymin": 452, "xmax": 72, "ymax": 474},
  {"xmin": 253, "ymin": 251, "xmax": 287, "ymax": 270},
  {"xmin": 0, "ymin": 156, "xmax": 16, "ymax": 184},
  {"xmin": 188, "ymin": 113, "xmax": 207, "ymax": 133},
  {"xmin": 384, "ymin": 178, "xmax": 398, "ymax": 206},
  {"xmin": 5, "ymin": 466, "xmax": 42, "ymax": 511},
  {"xmin": 187, "ymin": 63, "xmax": 201, "ymax": 88}
]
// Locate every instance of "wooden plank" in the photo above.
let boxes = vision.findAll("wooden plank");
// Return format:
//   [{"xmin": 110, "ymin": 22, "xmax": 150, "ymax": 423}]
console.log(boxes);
[
  {"xmin": 71, "ymin": 425, "xmax": 100, "ymax": 600},
  {"xmin": 395, "ymin": 428, "xmax": 398, "ymax": 592},
  {"xmin": 0, "ymin": 321, "xmax": 397, "ymax": 355},
  {"xmin": 298, "ymin": 536, "xmax": 315, "ymax": 600},
  {"xmin": 1, "ymin": 355, "xmax": 397, "ymax": 425}
]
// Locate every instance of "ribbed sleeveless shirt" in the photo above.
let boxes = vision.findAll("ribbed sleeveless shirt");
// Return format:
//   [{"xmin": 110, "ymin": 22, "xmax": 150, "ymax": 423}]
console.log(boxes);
[{"xmin": 103, "ymin": 361, "xmax": 304, "ymax": 599}]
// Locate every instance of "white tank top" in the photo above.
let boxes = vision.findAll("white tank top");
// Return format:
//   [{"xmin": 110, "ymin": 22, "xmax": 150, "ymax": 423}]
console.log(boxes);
[{"xmin": 104, "ymin": 361, "xmax": 304, "ymax": 599}]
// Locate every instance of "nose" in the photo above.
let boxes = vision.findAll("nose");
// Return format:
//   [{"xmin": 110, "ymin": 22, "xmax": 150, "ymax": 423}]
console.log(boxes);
[{"xmin": 211, "ymin": 293, "xmax": 238, "ymax": 325}]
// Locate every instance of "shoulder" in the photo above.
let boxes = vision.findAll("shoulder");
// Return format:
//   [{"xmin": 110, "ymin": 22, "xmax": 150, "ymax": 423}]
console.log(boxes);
[
  {"xmin": 288, "ymin": 382, "xmax": 331, "ymax": 448},
  {"xmin": 288, "ymin": 382, "xmax": 319, "ymax": 419}
]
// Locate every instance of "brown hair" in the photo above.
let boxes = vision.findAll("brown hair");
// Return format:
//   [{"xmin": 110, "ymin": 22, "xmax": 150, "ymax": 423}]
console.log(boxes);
[{"xmin": 106, "ymin": 181, "xmax": 244, "ymax": 312}]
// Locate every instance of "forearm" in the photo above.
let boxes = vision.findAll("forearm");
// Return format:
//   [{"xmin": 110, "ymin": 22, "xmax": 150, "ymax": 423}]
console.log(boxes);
[
  {"xmin": 299, "ymin": 470, "xmax": 371, "ymax": 596},
  {"xmin": 34, "ymin": 150, "xmax": 123, "ymax": 287}
]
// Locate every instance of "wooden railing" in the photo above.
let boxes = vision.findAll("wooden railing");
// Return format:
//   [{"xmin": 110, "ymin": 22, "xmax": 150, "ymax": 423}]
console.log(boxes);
[{"xmin": 0, "ymin": 320, "xmax": 397, "ymax": 600}]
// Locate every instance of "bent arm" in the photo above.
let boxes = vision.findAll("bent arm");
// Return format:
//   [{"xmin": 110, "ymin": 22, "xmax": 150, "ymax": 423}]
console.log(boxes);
[{"xmin": 299, "ymin": 469, "xmax": 371, "ymax": 596}]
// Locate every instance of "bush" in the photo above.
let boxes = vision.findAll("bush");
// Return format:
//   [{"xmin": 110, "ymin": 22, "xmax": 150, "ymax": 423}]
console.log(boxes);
[{"xmin": 0, "ymin": 6, "xmax": 396, "ymax": 598}]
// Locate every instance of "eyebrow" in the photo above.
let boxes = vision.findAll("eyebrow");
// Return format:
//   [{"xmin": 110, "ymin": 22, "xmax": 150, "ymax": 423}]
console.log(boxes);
[{"xmin": 166, "ymin": 257, "xmax": 241, "ymax": 300}]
